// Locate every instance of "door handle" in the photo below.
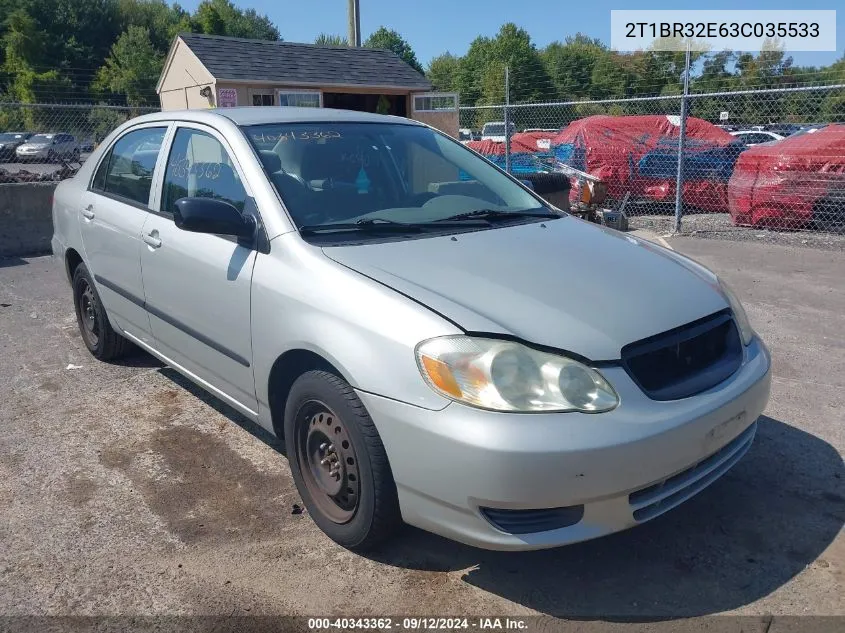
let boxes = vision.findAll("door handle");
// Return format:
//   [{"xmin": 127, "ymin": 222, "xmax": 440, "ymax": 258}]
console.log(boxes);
[
  {"xmin": 142, "ymin": 231, "xmax": 162, "ymax": 249},
  {"xmin": 81, "ymin": 205, "xmax": 94, "ymax": 220}
]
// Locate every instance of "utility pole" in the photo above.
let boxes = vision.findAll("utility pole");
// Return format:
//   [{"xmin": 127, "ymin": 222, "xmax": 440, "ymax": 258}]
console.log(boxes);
[
  {"xmin": 348, "ymin": 0, "xmax": 361, "ymax": 46},
  {"xmin": 673, "ymin": 41, "xmax": 691, "ymax": 233}
]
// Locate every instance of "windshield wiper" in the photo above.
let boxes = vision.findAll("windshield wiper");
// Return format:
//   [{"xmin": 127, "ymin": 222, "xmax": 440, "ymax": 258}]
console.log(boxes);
[
  {"xmin": 435, "ymin": 209, "xmax": 558, "ymax": 222},
  {"xmin": 299, "ymin": 218, "xmax": 487, "ymax": 235},
  {"xmin": 299, "ymin": 221, "xmax": 426, "ymax": 235}
]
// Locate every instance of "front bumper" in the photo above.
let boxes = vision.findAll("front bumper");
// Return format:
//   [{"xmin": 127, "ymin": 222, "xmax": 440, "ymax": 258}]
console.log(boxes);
[
  {"xmin": 16, "ymin": 149, "xmax": 49, "ymax": 161},
  {"xmin": 358, "ymin": 338, "xmax": 771, "ymax": 550}
]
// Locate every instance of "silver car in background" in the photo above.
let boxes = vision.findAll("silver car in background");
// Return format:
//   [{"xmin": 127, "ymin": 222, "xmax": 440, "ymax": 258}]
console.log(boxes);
[
  {"xmin": 16, "ymin": 132, "xmax": 80, "ymax": 162},
  {"xmin": 51, "ymin": 108, "xmax": 771, "ymax": 551}
]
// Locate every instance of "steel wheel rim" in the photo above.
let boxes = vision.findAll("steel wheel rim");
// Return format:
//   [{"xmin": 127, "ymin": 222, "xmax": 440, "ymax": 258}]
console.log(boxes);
[
  {"xmin": 78, "ymin": 280, "xmax": 99, "ymax": 347},
  {"xmin": 295, "ymin": 400, "xmax": 360, "ymax": 524}
]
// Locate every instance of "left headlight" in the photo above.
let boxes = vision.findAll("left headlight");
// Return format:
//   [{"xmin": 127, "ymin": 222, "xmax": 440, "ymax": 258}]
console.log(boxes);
[
  {"xmin": 415, "ymin": 336, "xmax": 618, "ymax": 413},
  {"xmin": 718, "ymin": 278, "xmax": 754, "ymax": 346}
]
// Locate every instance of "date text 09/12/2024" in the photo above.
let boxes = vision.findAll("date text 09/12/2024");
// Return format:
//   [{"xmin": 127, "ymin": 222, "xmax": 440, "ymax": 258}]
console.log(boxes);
[{"xmin": 308, "ymin": 618, "xmax": 528, "ymax": 630}]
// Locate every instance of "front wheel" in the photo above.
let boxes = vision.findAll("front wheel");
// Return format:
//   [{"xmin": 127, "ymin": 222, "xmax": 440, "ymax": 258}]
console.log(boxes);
[
  {"xmin": 284, "ymin": 370, "xmax": 402, "ymax": 550},
  {"xmin": 72, "ymin": 263, "xmax": 132, "ymax": 361}
]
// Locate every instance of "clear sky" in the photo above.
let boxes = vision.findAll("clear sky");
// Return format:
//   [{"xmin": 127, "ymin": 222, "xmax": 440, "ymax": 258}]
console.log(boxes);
[{"xmin": 179, "ymin": 0, "xmax": 843, "ymax": 68}]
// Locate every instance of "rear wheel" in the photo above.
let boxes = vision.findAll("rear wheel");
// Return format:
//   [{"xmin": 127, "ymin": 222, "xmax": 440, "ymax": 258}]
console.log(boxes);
[
  {"xmin": 284, "ymin": 370, "xmax": 402, "ymax": 550},
  {"xmin": 72, "ymin": 263, "xmax": 132, "ymax": 361}
]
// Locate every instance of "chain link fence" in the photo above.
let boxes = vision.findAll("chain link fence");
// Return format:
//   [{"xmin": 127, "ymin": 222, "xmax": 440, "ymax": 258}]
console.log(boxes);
[
  {"xmin": 460, "ymin": 84, "xmax": 845, "ymax": 236},
  {"xmin": 0, "ymin": 103, "xmax": 157, "ymax": 182}
]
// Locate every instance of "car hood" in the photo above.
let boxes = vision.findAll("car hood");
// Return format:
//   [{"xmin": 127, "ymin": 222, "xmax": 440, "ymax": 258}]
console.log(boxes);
[
  {"xmin": 322, "ymin": 217, "xmax": 729, "ymax": 360},
  {"xmin": 19, "ymin": 143, "xmax": 48, "ymax": 149}
]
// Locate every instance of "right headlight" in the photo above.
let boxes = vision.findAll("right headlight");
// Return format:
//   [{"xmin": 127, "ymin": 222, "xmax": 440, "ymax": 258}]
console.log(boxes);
[
  {"xmin": 415, "ymin": 336, "xmax": 618, "ymax": 413},
  {"xmin": 718, "ymin": 278, "xmax": 754, "ymax": 346}
]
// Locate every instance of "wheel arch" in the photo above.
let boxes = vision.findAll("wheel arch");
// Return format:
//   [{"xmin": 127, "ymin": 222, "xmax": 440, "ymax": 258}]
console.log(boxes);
[
  {"xmin": 64, "ymin": 247, "xmax": 84, "ymax": 284},
  {"xmin": 267, "ymin": 348, "xmax": 353, "ymax": 439}
]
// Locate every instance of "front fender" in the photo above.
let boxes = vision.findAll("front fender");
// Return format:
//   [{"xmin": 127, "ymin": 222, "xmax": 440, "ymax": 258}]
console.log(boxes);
[{"xmin": 251, "ymin": 233, "xmax": 456, "ymax": 422}]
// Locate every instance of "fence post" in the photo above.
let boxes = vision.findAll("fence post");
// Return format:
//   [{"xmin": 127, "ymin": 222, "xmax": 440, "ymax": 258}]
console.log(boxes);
[
  {"xmin": 674, "ymin": 43, "xmax": 691, "ymax": 233},
  {"xmin": 504, "ymin": 65, "xmax": 512, "ymax": 174}
]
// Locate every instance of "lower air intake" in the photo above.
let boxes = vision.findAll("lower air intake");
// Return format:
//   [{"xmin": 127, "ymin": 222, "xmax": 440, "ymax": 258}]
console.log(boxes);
[{"xmin": 480, "ymin": 505, "xmax": 584, "ymax": 535}]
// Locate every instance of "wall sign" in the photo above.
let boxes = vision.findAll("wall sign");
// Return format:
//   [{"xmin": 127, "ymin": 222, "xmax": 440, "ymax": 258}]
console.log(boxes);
[{"xmin": 218, "ymin": 88, "xmax": 238, "ymax": 108}]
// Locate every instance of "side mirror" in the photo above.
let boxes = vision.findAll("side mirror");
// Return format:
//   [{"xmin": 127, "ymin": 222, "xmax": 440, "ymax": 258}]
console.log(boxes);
[{"xmin": 173, "ymin": 197, "xmax": 255, "ymax": 239}]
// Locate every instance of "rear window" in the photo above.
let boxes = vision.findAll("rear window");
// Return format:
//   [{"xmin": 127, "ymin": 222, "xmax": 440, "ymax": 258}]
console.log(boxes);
[{"xmin": 92, "ymin": 127, "xmax": 167, "ymax": 206}]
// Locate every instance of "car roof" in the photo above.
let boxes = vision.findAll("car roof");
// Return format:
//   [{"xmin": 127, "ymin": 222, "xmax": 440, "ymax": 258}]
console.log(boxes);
[{"xmin": 125, "ymin": 107, "xmax": 423, "ymax": 128}]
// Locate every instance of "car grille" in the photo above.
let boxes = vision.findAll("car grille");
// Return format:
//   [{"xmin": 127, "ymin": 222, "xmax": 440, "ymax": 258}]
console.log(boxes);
[
  {"xmin": 480, "ymin": 505, "xmax": 584, "ymax": 534},
  {"xmin": 629, "ymin": 420, "xmax": 756, "ymax": 522},
  {"xmin": 621, "ymin": 310, "xmax": 743, "ymax": 401}
]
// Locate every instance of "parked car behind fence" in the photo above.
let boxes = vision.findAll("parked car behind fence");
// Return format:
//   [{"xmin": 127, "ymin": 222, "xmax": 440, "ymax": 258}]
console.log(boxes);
[
  {"xmin": 16, "ymin": 132, "xmax": 80, "ymax": 163},
  {"xmin": 0, "ymin": 132, "xmax": 33, "ymax": 160},
  {"xmin": 728, "ymin": 123, "xmax": 845, "ymax": 232}
]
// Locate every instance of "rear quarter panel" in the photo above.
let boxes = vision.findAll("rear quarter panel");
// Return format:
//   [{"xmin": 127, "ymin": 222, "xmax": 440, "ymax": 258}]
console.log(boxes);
[{"xmin": 52, "ymin": 178, "xmax": 87, "ymax": 279}]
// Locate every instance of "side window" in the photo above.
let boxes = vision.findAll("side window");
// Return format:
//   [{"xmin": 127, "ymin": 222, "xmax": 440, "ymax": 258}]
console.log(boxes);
[
  {"xmin": 161, "ymin": 128, "xmax": 247, "ymax": 215},
  {"xmin": 91, "ymin": 127, "xmax": 167, "ymax": 206}
]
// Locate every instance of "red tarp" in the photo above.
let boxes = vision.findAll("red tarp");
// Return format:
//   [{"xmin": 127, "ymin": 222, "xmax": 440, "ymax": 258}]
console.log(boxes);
[
  {"xmin": 728, "ymin": 124, "xmax": 845, "ymax": 229},
  {"xmin": 511, "ymin": 131, "xmax": 559, "ymax": 152},
  {"xmin": 551, "ymin": 115, "xmax": 739, "ymax": 211},
  {"xmin": 465, "ymin": 137, "xmax": 541, "ymax": 156}
]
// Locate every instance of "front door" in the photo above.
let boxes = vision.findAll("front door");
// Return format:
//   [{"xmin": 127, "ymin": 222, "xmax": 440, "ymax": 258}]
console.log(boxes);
[
  {"xmin": 79, "ymin": 124, "xmax": 170, "ymax": 345},
  {"xmin": 140, "ymin": 124, "xmax": 258, "ymax": 415}
]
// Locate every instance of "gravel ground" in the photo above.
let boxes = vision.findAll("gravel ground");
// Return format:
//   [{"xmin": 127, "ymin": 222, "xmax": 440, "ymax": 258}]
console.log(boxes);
[
  {"xmin": 629, "ymin": 213, "xmax": 845, "ymax": 252},
  {"xmin": 0, "ymin": 240, "xmax": 842, "ymax": 623},
  {"xmin": 0, "ymin": 156, "xmax": 90, "ymax": 178}
]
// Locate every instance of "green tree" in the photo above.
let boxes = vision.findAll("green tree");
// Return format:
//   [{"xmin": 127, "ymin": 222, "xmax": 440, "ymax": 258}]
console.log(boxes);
[
  {"xmin": 94, "ymin": 26, "xmax": 162, "ymax": 105},
  {"xmin": 488, "ymin": 23, "xmax": 553, "ymax": 103},
  {"xmin": 315, "ymin": 33, "xmax": 348, "ymax": 46},
  {"xmin": 88, "ymin": 103, "xmax": 128, "ymax": 142},
  {"xmin": 541, "ymin": 34, "xmax": 607, "ymax": 100},
  {"xmin": 192, "ymin": 0, "xmax": 280, "ymax": 40},
  {"xmin": 363, "ymin": 27, "xmax": 423, "ymax": 74},
  {"xmin": 455, "ymin": 35, "xmax": 493, "ymax": 106},
  {"xmin": 457, "ymin": 23, "xmax": 553, "ymax": 107},
  {"xmin": 426, "ymin": 52, "xmax": 460, "ymax": 92},
  {"xmin": 116, "ymin": 0, "xmax": 190, "ymax": 52}
]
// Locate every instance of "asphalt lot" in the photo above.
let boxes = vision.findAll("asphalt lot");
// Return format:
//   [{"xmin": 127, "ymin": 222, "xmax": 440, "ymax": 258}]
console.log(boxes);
[{"xmin": 0, "ymin": 237, "xmax": 843, "ymax": 620}]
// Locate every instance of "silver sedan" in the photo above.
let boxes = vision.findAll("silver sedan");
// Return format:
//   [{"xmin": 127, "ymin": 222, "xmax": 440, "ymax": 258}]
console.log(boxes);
[{"xmin": 51, "ymin": 107, "xmax": 771, "ymax": 551}]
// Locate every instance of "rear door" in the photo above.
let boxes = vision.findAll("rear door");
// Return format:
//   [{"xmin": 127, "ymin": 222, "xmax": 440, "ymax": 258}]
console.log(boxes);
[
  {"xmin": 140, "ymin": 123, "xmax": 259, "ymax": 415},
  {"xmin": 79, "ymin": 123, "xmax": 170, "ymax": 345}
]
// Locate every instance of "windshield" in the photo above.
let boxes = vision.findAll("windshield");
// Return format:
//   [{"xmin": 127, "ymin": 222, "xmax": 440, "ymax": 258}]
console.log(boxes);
[
  {"xmin": 0, "ymin": 133, "xmax": 27, "ymax": 142},
  {"xmin": 29, "ymin": 134, "xmax": 54, "ymax": 143},
  {"xmin": 242, "ymin": 122, "xmax": 552, "ymax": 242},
  {"xmin": 483, "ymin": 124, "xmax": 505, "ymax": 135}
]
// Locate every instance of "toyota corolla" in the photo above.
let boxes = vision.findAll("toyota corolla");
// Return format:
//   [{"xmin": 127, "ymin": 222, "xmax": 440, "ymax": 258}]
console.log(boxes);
[{"xmin": 51, "ymin": 107, "xmax": 771, "ymax": 551}]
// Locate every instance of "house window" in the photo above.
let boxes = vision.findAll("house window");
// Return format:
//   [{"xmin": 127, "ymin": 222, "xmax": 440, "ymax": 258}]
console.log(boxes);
[
  {"xmin": 413, "ymin": 93, "xmax": 458, "ymax": 112},
  {"xmin": 252, "ymin": 92, "xmax": 274, "ymax": 106},
  {"xmin": 278, "ymin": 90, "xmax": 322, "ymax": 108}
]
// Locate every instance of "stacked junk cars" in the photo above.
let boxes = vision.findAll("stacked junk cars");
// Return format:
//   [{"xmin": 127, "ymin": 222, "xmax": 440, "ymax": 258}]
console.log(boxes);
[{"xmin": 466, "ymin": 114, "xmax": 845, "ymax": 231}]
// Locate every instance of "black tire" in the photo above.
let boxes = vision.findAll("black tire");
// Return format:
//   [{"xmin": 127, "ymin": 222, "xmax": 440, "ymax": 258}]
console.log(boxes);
[
  {"xmin": 72, "ymin": 263, "xmax": 132, "ymax": 361},
  {"xmin": 520, "ymin": 171, "xmax": 572, "ymax": 195},
  {"xmin": 284, "ymin": 370, "xmax": 402, "ymax": 550},
  {"xmin": 47, "ymin": 150, "xmax": 56, "ymax": 164}
]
